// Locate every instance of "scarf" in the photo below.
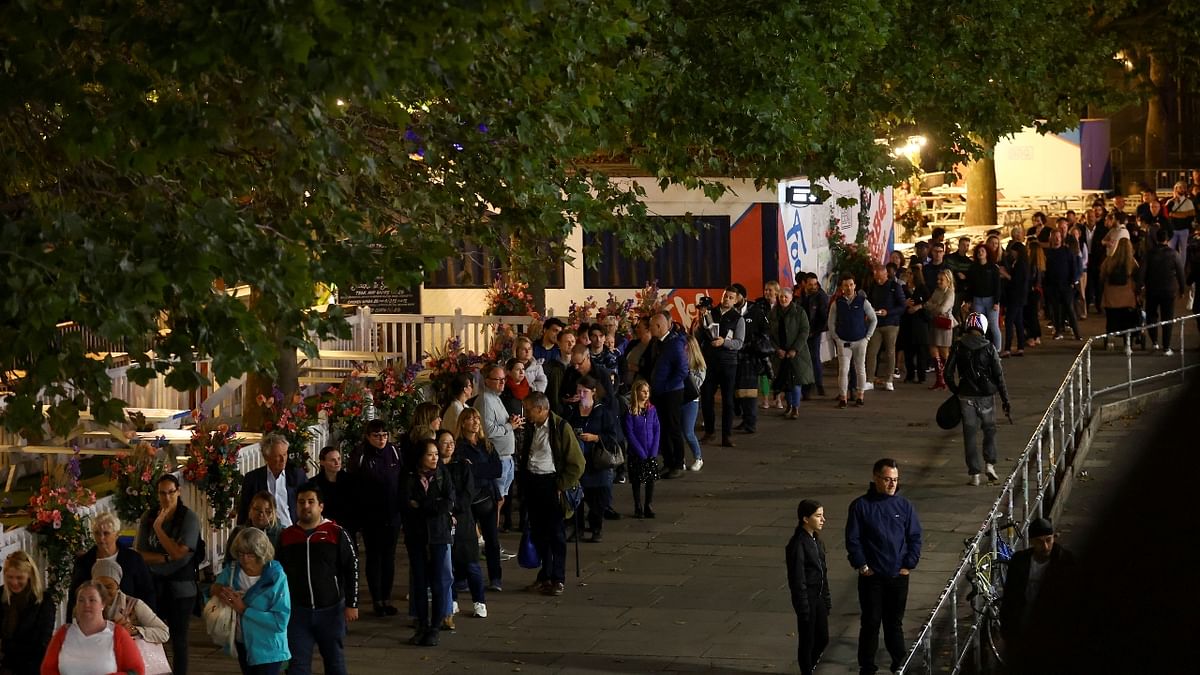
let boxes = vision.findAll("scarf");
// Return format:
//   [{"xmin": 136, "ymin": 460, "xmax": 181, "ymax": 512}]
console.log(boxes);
[
  {"xmin": 2, "ymin": 586, "xmax": 33, "ymax": 639},
  {"xmin": 506, "ymin": 376, "xmax": 531, "ymax": 401},
  {"xmin": 419, "ymin": 468, "xmax": 436, "ymax": 491}
]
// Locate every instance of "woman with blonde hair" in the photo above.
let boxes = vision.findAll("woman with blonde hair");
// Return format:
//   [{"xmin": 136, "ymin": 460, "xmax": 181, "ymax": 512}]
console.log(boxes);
[
  {"xmin": 455, "ymin": 407, "xmax": 504, "ymax": 591},
  {"xmin": 68, "ymin": 510, "xmax": 156, "ymax": 618},
  {"xmin": 1, "ymin": 551, "xmax": 54, "ymax": 675},
  {"xmin": 1100, "ymin": 238, "xmax": 1140, "ymax": 353},
  {"xmin": 682, "ymin": 334, "xmax": 707, "ymax": 471},
  {"xmin": 927, "ymin": 268, "xmax": 957, "ymax": 390},
  {"xmin": 41, "ymin": 581, "xmax": 145, "ymax": 675}
]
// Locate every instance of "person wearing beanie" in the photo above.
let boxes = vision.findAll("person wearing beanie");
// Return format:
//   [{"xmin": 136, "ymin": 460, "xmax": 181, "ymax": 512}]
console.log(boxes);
[
  {"xmin": 92, "ymin": 558, "xmax": 171, "ymax": 644},
  {"xmin": 1000, "ymin": 518, "xmax": 1076, "ymax": 658}
]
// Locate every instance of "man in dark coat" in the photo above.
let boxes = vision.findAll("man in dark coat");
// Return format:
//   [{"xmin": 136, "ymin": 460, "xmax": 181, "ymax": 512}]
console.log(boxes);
[
  {"xmin": 1000, "ymin": 518, "xmax": 1075, "ymax": 651},
  {"xmin": 238, "ymin": 432, "xmax": 307, "ymax": 526}
]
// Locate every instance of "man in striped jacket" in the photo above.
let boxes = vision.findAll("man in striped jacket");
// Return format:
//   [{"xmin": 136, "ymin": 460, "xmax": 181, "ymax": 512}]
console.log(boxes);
[{"xmin": 278, "ymin": 484, "xmax": 359, "ymax": 675}]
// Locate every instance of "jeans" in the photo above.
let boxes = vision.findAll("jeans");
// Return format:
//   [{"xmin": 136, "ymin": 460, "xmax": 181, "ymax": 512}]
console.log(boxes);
[
  {"xmin": 865, "ymin": 325, "xmax": 899, "ymax": 383},
  {"xmin": 472, "ymin": 498, "xmax": 502, "ymax": 585},
  {"xmin": 451, "ymin": 556, "xmax": 485, "ymax": 605},
  {"xmin": 701, "ymin": 360, "xmax": 738, "ymax": 438},
  {"xmin": 583, "ymin": 483, "xmax": 613, "ymax": 535},
  {"xmin": 959, "ymin": 395, "xmax": 998, "ymax": 475},
  {"xmin": 523, "ymin": 472, "xmax": 566, "ymax": 583},
  {"xmin": 1145, "ymin": 291, "xmax": 1177, "ymax": 349},
  {"xmin": 970, "ymin": 297, "xmax": 1002, "ymax": 351},
  {"xmin": 1003, "ymin": 303, "xmax": 1026, "ymax": 352},
  {"xmin": 857, "ymin": 574, "xmax": 910, "ymax": 673},
  {"xmin": 836, "ymin": 338, "xmax": 869, "ymax": 399},
  {"xmin": 652, "ymin": 388, "xmax": 686, "ymax": 470},
  {"xmin": 361, "ymin": 524, "xmax": 398, "ymax": 606},
  {"xmin": 236, "ymin": 641, "xmax": 283, "ymax": 675},
  {"xmin": 796, "ymin": 595, "xmax": 830, "ymax": 675},
  {"xmin": 785, "ymin": 385, "xmax": 802, "ymax": 408},
  {"xmin": 155, "ymin": 582, "xmax": 193, "ymax": 675},
  {"xmin": 406, "ymin": 540, "xmax": 450, "ymax": 629},
  {"xmin": 1170, "ymin": 228, "xmax": 1190, "ymax": 268},
  {"xmin": 681, "ymin": 399, "xmax": 702, "ymax": 461},
  {"xmin": 804, "ymin": 333, "xmax": 825, "ymax": 395},
  {"xmin": 287, "ymin": 602, "xmax": 348, "ymax": 675}
]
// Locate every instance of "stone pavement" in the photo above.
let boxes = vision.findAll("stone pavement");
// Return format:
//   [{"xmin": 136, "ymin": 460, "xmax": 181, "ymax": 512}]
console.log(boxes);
[{"xmin": 185, "ymin": 311, "xmax": 1198, "ymax": 674}]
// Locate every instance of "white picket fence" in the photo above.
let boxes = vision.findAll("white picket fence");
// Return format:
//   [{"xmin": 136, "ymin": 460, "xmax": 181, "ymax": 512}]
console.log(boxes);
[{"xmin": 367, "ymin": 308, "xmax": 537, "ymax": 365}]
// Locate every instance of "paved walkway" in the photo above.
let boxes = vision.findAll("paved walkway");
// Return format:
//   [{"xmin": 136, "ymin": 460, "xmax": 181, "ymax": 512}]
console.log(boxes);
[{"xmin": 184, "ymin": 311, "xmax": 1199, "ymax": 674}]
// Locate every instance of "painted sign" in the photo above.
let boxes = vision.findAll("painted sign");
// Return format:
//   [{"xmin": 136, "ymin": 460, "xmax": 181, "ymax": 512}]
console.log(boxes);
[{"xmin": 777, "ymin": 178, "xmax": 894, "ymax": 289}]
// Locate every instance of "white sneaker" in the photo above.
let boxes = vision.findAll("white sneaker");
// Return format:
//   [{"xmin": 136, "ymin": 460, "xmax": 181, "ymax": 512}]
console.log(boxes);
[
  {"xmin": 883, "ymin": 381, "xmax": 894, "ymax": 391},
  {"xmin": 985, "ymin": 464, "xmax": 998, "ymax": 482},
  {"xmin": 1153, "ymin": 343, "xmax": 1161, "ymax": 351},
  {"xmin": 689, "ymin": 459, "xmax": 704, "ymax": 472},
  {"xmin": 968, "ymin": 474, "xmax": 980, "ymax": 486},
  {"xmin": 1164, "ymin": 348, "xmax": 1175, "ymax": 356},
  {"xmin": 473, "ymin": 602, "xmax": 487, "ymax": 618},
  {"xmin": 862, "ymin": 382, "xmax": 875, "ymax": 391},
  {"xmin": 452, "ymin": 601, "xmax": 459, "ymax": 615}
]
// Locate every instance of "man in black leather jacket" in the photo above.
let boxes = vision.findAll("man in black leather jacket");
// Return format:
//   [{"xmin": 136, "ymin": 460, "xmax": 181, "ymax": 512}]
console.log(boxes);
[{"xmin": 945, "ymin": 312, "xmax": 1011, "ymax": 486}]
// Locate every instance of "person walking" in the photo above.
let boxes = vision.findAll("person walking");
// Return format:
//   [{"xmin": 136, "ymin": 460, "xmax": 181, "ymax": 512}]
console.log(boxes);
[
  {"xmin": 845, "ymin": 458, "xmax": 922, "ymax": 675},
  {"xmin": 786, "ymin": 500, "xmax": 831, "ymax": 675},
  {"xmin": 944, "ymin": 313, "xmax": 1012, "ymax": 486},
  {"xmin": 827, "ymin": 274, "xmax": 878, "ymax": 408}
]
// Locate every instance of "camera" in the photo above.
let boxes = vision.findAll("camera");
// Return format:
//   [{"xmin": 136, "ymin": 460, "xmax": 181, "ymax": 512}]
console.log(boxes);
[{"xmin": 696, "ymin": 295, "xmax": 714, "ymax": 310}]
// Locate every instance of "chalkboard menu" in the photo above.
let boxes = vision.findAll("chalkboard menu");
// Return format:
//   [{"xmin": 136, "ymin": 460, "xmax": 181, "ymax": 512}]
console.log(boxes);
[{"xmin": 339, "ymin": 279, "xmax": 421, "ymax": 315}]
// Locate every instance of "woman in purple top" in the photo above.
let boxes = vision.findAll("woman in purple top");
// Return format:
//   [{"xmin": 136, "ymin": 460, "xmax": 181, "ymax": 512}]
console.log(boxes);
[{"xmin": 623, "ymin": 379, "xmax": 661, "ymax": 518}]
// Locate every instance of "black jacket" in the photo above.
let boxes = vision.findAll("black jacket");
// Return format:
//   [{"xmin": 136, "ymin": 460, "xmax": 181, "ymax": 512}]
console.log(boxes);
[
  {"xmin": 999, "ymin": 545, "xmax": 1075, "ymax": 642},
  {"xmin": 349, "ymin": 441, "xmax": 405, "ymax": 525},
  {"xmin": 444, "ymin": 458, "xmax": 480, "ymax": 562},
  {"xmin": 277, "ymin": 520, "xmax": 359, "ymax": 610},
  {"xmin": 1002, "ymin": 248, "xmax": 1030, "ymax": 307},
  {"xmin": 67, "ymin": 543, "xmax": 158, "ymax": 617},
  {"xmin": 399, "ymin": 465, "xmax": 455, "ymax": 547},
  {"xmin": 1139, "ymin": 243, "xmax": 1186, "ymax": 296},
  {"xmin": 965, "ymin": 262, "xmax": 1001, "ymax": 300},
  {"xmin": 785, "ymin": 527, "xmax": 831, "ymax": 620},
  {"xmin": 945, "ymin": 334, "xmax": 1010, "ymax": 405},
  {"xmin": 0, "ymin": 590, "xmax": 55, "ymax": 675},
  {"xmin": 238, "ymin": 464, "xmax": 308, "ymax": 525}
]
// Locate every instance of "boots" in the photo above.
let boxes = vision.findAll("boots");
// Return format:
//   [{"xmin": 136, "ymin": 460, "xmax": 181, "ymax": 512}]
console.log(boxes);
[
  {"xmin": 929, "ymin": 356, "xmax": 947, "ymax": 390},
  {"xmin": 632, "ymin": 483, "xmax": 644, "ymax": 518},
  {"xmin": 643, "ymin": 480, "xmax": 656, "ymax": 518}
]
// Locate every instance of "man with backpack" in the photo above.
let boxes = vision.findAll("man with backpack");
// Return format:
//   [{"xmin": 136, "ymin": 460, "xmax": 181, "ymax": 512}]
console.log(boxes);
[{"xmin": 945, "ymin": 312, "xmax": 1012, "ymax": 486}]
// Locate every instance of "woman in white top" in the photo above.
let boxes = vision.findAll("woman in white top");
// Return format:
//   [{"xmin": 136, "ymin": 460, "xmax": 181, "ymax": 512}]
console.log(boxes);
[
  {"xmin": 515, "ymin": 336, "xmax": 547, "ymax": 392},
  {"xmin": 441, "ymin": 373, "xmax": 474, "ymax": 436},
  {"xmin": 93, "ymin": 559, "xmax": 170, "ymax": 644},
  {"xmin": 41, "ymin": 581, "xmax": 145, "ymax": 674}
]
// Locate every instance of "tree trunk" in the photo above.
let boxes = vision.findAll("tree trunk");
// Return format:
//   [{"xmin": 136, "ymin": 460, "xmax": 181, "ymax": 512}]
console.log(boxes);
[
  {"xmin": 239, "ymin": 289, "xmax": 299, "ymax": 432},
  {"xmin": 964, "ymin": 138, "xmax": 997, "ymax": 229},
  {"xmin": 1145, "ymin": 51, "xmax": 1168, "ymax": 170}
]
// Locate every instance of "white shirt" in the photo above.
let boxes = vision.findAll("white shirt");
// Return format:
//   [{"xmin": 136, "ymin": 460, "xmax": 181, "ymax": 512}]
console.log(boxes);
[
  {"xmin": 58, "ymin": 622, "xmax": 119, "ymax": 675},
  {"xmin": 267, "ymin": 468, "xmax": 292, "ymax": 527},
  {"xmin": 527, "ymin": 421, "xmax": 556, "ymax": 475},
  {"xmin": 234, "ymin": 570, "xmax": 261, "ymax": 642}
]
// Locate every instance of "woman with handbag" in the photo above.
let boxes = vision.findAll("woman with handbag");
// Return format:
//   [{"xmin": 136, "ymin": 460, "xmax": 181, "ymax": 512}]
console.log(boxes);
[
  {"xmin": 92, "ymin": 560, "xmax": 170, "ymax": 674},
  {"xmin": 623, "ymin": 379, "xmax": 660, "ymax": 518},
  {"xmin": 438, "ymin": 429, "xmax": 488, "ymax": 620},
  {"xmin": 565, "ymin": 375, "xmax": 621, "ymax": 543},
  {"xmin": 455, "ymin": 408, "xmax": 505, "ymax": 592},
  {"xmin": 928, "ymin": 268, "xmax": 957, "ymax": 390},
  {"xmin": 209, "ymin": 529, "xmax": 291, "ymax": 673}
]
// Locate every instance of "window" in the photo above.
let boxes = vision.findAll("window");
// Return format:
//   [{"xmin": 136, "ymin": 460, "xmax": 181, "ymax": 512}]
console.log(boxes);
[
  {"xmin": 584, "ymin": 216, "xmax": 730, "ymax": 288},
  {"xmin": 425, "ymin": 240, "xmax": 564, "ymax": 289}
]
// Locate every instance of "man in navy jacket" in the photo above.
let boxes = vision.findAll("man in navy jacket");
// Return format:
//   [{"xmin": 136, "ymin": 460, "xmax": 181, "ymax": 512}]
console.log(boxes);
[
  {"xmin": 845, "ymin": 458, "xmax": 923, "ymax": 675},
  {"xmin": 865, "ymin": 263, "xmax": 907, "ymax": 391},
  {"xmin": 239, "ymin": 433, "xmax": 308, "ymax": 527},
  {"xmin": 648, "ymin": 312, "xmax": 688, "ymax": 478}
]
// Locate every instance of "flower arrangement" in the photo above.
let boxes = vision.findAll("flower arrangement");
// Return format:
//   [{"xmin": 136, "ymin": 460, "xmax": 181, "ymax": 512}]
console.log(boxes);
[
  {"xmin": 599, "ymin": 292, "xmax": 635, "ymax": 336},
  {"xmin": 827, "ymin": 218, "xmax": 874, "ymax": 288},
  {"xmin": 484, "ymin": 275, "xmax": 541, "ymax": 318},
  {"xmin": 104, "ymin": 440, "xmax": 172, "ymax": 525},
  {"xmin": 486, "ymin": 323, "xmax": 519, "ymax": 365},
  {"xmin": 319, "ymin": 376, "xmax": 373, "ymax": 455},
  {"xmin": 258, "ymin": 388, "xmax": 321, "ymax": 470},
  {"xmin": 633, "ymin": 280, "xmax": 667, "ymax": 320},
  {"xmin": 566, "ymin": 295, "xmax": 598, "ymax": 328},
  {"xmin": 423, "ymin": 336, "xmax": 485, "ymax": 407},
  {"xmin": 370, "ymin": 363, "xmax": 423, "ymax": 436},
  {"xmin": 181, "ymin": 423, "xmax": 243, "ymax": 528},
  {"xmin": 320, "ymin": 361, "xmax": 423, "ymax": 452},
  {"xmin": 28, "ymin": 451, "xmax": 96, "ymax": 603}
]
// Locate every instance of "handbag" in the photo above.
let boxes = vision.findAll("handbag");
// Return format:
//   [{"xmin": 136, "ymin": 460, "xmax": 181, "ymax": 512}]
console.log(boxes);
[
  {"xmin": 518, "ymin": 522, "xmax": 541, "ymax": 569},
  {"xmin": 683, "ymin": 373, "xmax": 701, "ymax": 402},
  {"xmin": 934, "ymin": 315, "xmax": 953, "ymax": 330},
  {"xmin": 936, "ymin": 394, "xmax": 962, "ymax": 429},
  {"xmin": 135, "ymin": 638, "xmax": 172, "ymax": 675},
  {"xmin": 589, "ymin": 438, "xmax": 624, "ymax": 470},
  {"xmin": 202, "ymin": 594, "xmax": 237, "ymax": 652}
]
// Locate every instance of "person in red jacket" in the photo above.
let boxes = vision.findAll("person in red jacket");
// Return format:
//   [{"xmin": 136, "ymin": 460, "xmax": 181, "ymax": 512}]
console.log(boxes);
[{"xmin": 42, "ymin": 581, "xmax": 144, "ymax": 675}]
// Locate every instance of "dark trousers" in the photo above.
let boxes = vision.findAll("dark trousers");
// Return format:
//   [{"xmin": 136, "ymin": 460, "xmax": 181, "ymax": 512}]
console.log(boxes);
[
  {"xmin": 960, "ymin": 395, "xmax": 998, "ymax": 474},
  {"xmin": 287, "ymin": 602, "xmax": 348, "ymax": 675},
  {"xmin": 156, "ymin": 582, "xmax": 193, "ymax": 675},
  {"xmin": 737, "ymin": 393, "xmax": 758, "ymax": 431},
  {"xmin": 903, "ymin": 346, "xmax": 928, "ymax": 382},
  {"xmin": 1145, "ymin": 291, "xmax": 1177, "ymax": 349},
  {"xmin": 1004, "ymin": 303, "xmax": 1026, "ymax": 352},
  {"xmin": 361, "ymin": 523, "xmax": 399, "ymax": 605},
  {"xmin": 472, "ymin": 498, "xmax": 503, "ymax": 585},
  {"xmin": 406, "ymin": 541, "xmax": 450, "ymax": 629},
  {"xmin": 235, "ymin": 641, "xmax": 283, "ymax": 675},
  {"xmin": 804, "ymin": 334, "xmax": 825, "ymax": 395},
  {"xmin": 583, "ymin": 483, "xmax": 612, "ymax": 535},
  {"xmin": 1023, "ymin": 296, "xmax": 1042, "ymax": 341},
  {"xmin": 701, "ymin": 360, "xmax": 738, "ymax": 438},
  {"xmin": 1048, "ymin": 284, "xmax": 1080, "ymax": 337},
  {"xmin": 652, "ymin": 388, "xmax": 686, "ymax": 470},
  {"xmin": 523, "ymin": 472, "xmax": 567, "ymax": 583},
  {"xmin": 857, "ymin": 574, "xmax": 909, "ymax": 674},
  {"xmin": 796, "ymin": 598, "xmax": 830, "ymax": 675}
]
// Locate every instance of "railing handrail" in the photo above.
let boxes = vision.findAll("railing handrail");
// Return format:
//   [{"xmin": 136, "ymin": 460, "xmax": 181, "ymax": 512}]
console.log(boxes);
[{"xmin": 899, "ymin": 312, "xmax": 1199, "ymax": 674}]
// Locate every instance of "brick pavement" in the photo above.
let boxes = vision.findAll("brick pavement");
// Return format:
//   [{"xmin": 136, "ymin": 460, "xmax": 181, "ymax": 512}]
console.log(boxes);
[{"xmin": 184, "ymin": 311, "xmax": 1198, "ymax": 674}]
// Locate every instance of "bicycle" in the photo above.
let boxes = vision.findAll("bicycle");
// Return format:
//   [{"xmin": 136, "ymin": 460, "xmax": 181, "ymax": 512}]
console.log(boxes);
[{"xmin": 963, "ymin": 520, "xmax": 1016, "ymax": 668}]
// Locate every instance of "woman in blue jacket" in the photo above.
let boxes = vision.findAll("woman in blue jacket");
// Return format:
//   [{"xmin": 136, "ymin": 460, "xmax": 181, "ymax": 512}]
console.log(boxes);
[
  {"xmin": 211, "ymin": 527, "xmax": 291, "ymax": 674},
  {"xmin": 566, "ymin": 375, "xmax": 622, "ymax": 542}
]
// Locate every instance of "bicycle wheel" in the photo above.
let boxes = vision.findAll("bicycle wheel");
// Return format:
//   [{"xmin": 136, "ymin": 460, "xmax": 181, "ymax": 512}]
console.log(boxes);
[{"xmin": 985, "ymin": 611, "xmax": 1006, "ymax": 668}]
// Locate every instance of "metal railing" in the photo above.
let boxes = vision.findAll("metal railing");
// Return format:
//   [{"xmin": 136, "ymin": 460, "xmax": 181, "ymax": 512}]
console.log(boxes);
[{"xmin": 898, "ymin": 312, "xmax": 1199, "ymax": 674}]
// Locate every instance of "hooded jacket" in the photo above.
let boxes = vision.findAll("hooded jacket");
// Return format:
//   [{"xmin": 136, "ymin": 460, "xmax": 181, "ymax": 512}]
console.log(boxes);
[
  {"xmin": 845, "ymin": 484, "xmax": 922, "ymax": 577},
  {"xmin": 945, "ymin": 333, "xmax": 1010, "ymax": 404}
]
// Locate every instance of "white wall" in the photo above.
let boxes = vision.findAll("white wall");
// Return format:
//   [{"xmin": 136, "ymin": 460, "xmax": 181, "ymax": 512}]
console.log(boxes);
[{"xmin": 994, "ymin": 128, "xmax": 1082, "ymax": 196}]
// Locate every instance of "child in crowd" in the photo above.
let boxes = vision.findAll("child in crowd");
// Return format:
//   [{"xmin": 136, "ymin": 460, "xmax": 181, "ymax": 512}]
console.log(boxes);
[{"xmin": 623, "ymin": 379, "xmax": 660, "ymax": 518}]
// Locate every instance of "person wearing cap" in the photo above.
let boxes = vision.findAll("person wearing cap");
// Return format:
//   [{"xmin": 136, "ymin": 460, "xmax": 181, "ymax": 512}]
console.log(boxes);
[
  {"xmin": 945, "ymin": 312, "xmax": 1011, "ymax": 486},
  {"xmin": 999, "ymin": 518, "xmax": 1075, "ymax": 649},
  {"xmin": 92, "ymin": 558, "xmax": 171, "ymax": 645}
]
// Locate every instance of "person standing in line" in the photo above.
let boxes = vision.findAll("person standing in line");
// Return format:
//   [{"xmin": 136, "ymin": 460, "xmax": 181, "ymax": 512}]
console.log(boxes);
[
  {"xmin": 648, "ymin": 312, "xmax": 687, "ymax": 478},
  {"xmin": 135, "ymin": 474, "xmax": 201, "ymax": 675},
  {"xmin": 1139, "ymin": 227, "xmax": 1187, "ymax": 355},
  {"xmin": 475, "ymin": 363, "xmax": 525, "ymax": 533},
  {"xmin": 786, "ymin": 499, "xmax": 831, "ymax": 675},
  {"xmin": 799, "ymin": 273, "xmax": 829, "ymax": 399},
  {"xmin": 277, "ymin": 484, "xmax": 358, "ymax": 675},
  {"xmin": 399, "ymin": 440, "xmax": 455, "ymax": 647},
  {"xmin": 440, "ymin": 373, "xmax": 474, "ymax": 437},
  {"xmin": 898, "ymin": 266, "xmax": 931, "ymax": 382},
  {"xmin": 210, "ymin": 528, "xmax": 292, "ymax": 673},
  {"xmin": 696, "ymin": 287, "xmax": 745, "ymax": 447},
  {"xmin": 1, "ymin": 551, "xmax": 55, "ymax": 675},
  {"xmin": 1166, "ymin": 180, "xmax": 1195, "ymax": 266},
  {"xmin": 732, "ymin": 283, "xmax": 768, "ymax": 434},
  {"xmin": 1000, "ymin": 241, "xmax": 1030, "ymax": 357},
  {"xmin": 768, "ymin": 286, "xmax": 813, "ymax": 418},
  {"xmin": 623, "ymin": 379, "xmax": 660, "ymax": 518},
  {"xmin": 348, "ymin": 419, "xmax": 404, "ymax": 617},
  {"xmin": 827, "ymin": 274, "xmax": 878, "ymax": 409},
  {"xmin": 945, "ymin": 313, "xmax": 1012, "ymax": 486},
  {"xmin": 963, "ymin": 244, "xmax": 1002, "ymax": 352},
  {"xmin": 864, "ymin": 263, "xmax": 906, "ymax": 391},
  {"xmin": 238, "ymin": 434, "xmax": 306, "ymax": 528},
  {"xmin": 846, "ymin": 458, "xmax": 923, "ymax": 675},
  {"xmin": 1043, "ymin": 230, "xmax": 1082, "ymax": 340},
  {"xmin": 681, "ymin": 334, "xmax": 707, "ymax": 471},
  {"xmin": 532, "ymin": 317, "xmax": 566, "ymax": 362}
]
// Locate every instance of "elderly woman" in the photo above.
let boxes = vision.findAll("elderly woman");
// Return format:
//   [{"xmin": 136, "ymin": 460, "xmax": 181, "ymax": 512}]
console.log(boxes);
[
  {"xmin": 92, "ymin": 559, "xmax": 169, "ymax": 645},
  {"xmin": 0, "ymin": 551, "xmax": 55, "ymax": 675},
  {"xmin": 223, "ymin": 491, "xmax": 283, "ymax": 564},
  {"xmin": 68, "ymin": 511, "xmax": 157, "ymax": 617},
  {"xmin": 135, "ymin": 474, "xmax": 201, "ymax": 675},
  {"xmin": 768, "ymin": 287, "xmax": 814, "ymax": 419},
  {"xmin": 40, "ymin": 581, "xmax": 144, "ymax": 675},
  {"xmin": 211, "ymin": 528, "xmax": 291, "ymax": 674}
]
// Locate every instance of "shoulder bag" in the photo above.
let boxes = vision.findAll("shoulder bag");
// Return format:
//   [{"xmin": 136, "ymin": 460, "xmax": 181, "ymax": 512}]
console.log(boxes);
[{"xmin": 590, "ymin": 437, "xmax": 624, "ymax": 471}]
